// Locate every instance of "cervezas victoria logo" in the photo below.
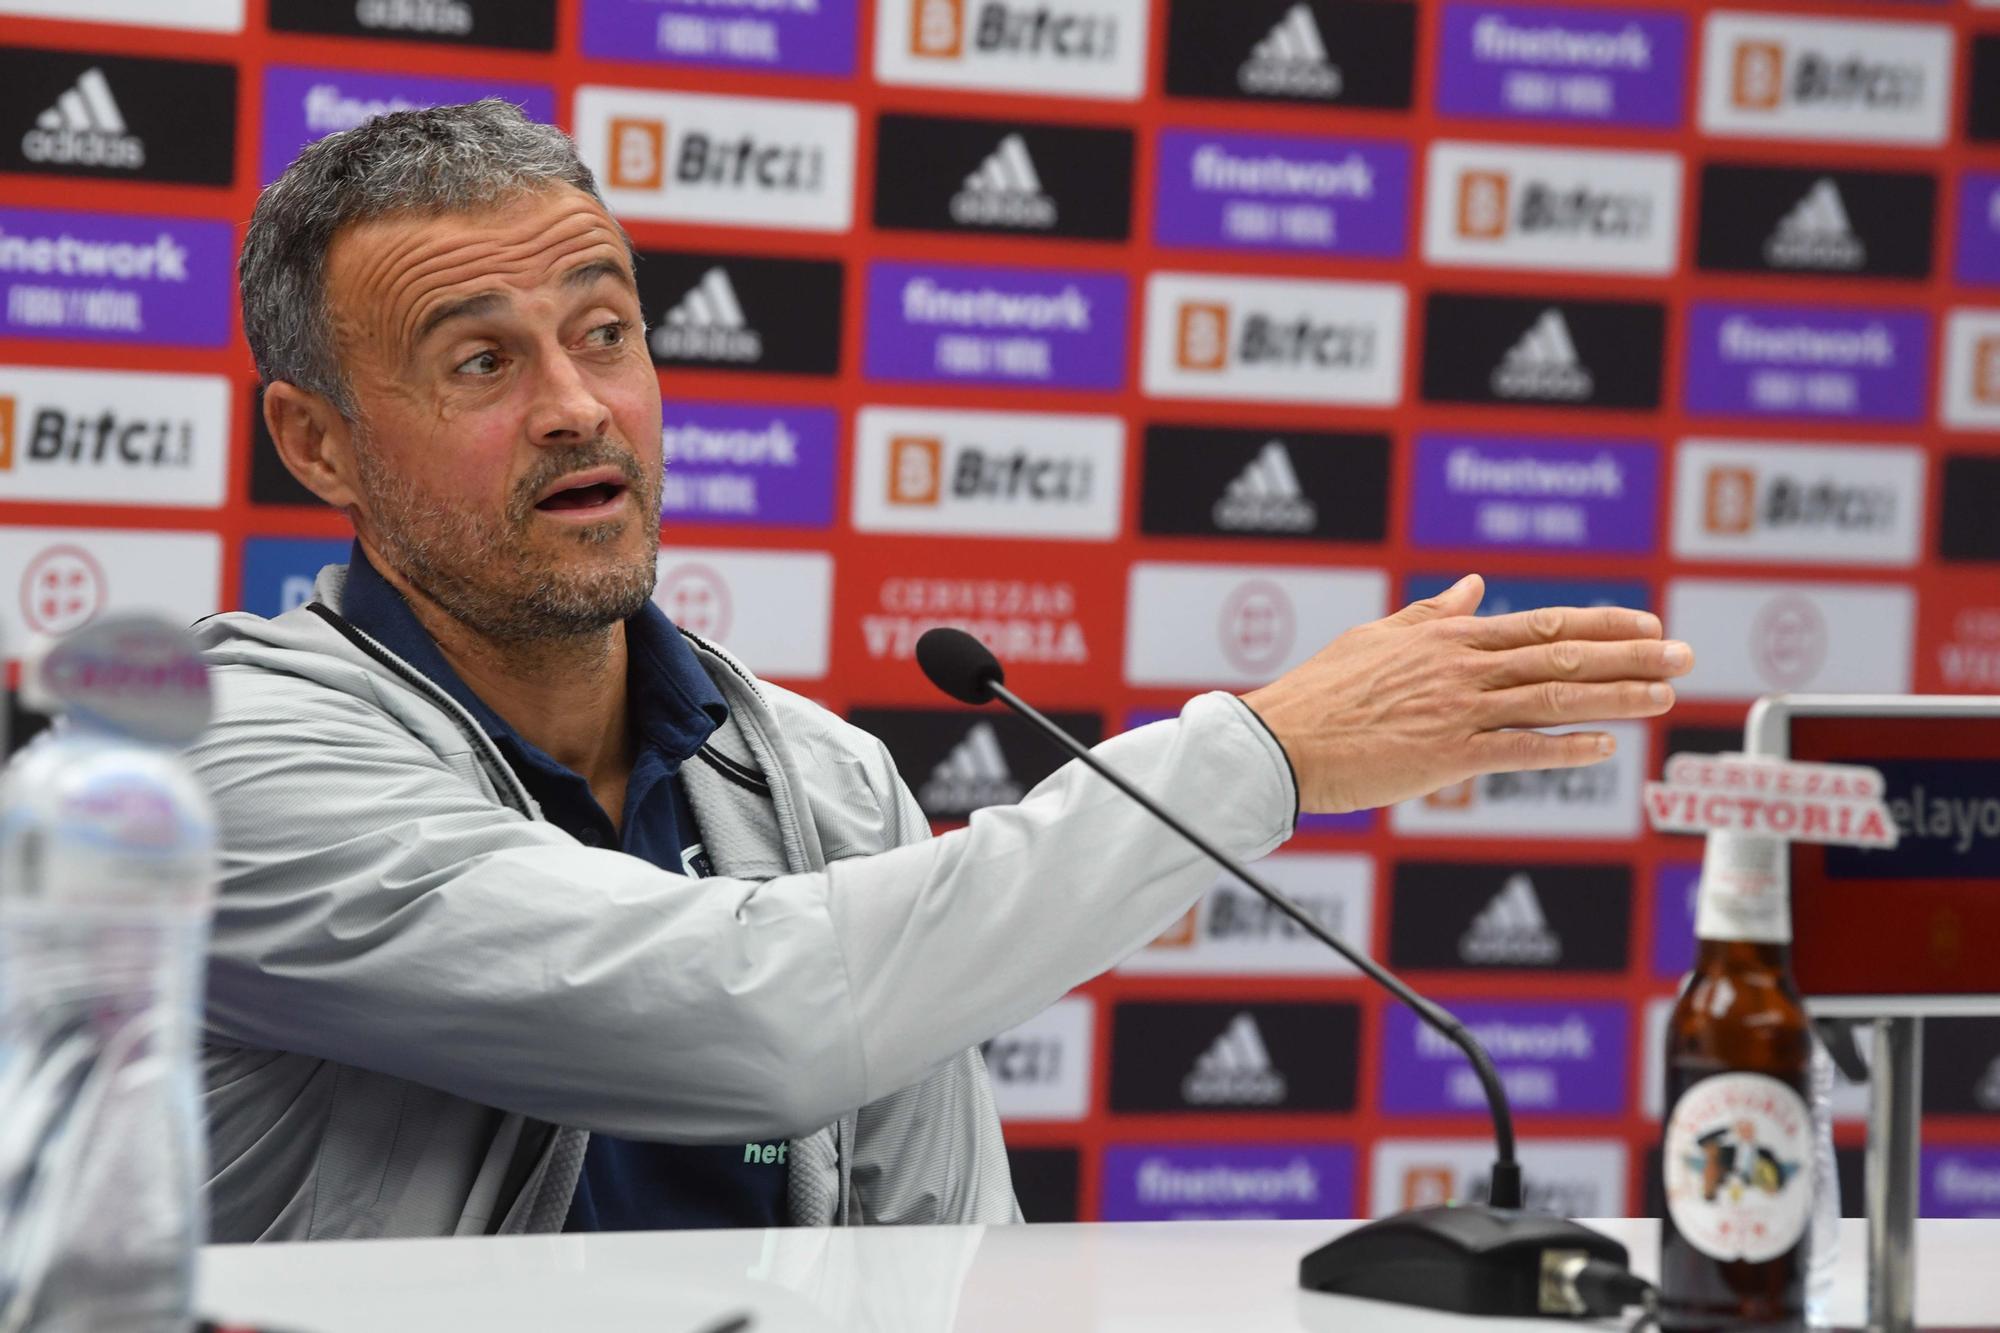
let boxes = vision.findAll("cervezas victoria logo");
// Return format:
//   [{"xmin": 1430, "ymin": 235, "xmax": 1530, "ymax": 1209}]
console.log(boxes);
[
  {"xmin": 1183, "ymin": 1012, "xmax": 1287, "ymax": 1105},
  {"xmin": 1492, "ymin": 309, "xmax": 1593, "ymax": 401},
  {"xmin": 1240, "ymin": 3, "xmax": 1342, "ymax": 98},
  {"xmin": 951, "ymin": 133, "xmax": 1056, "ymax": 229},
  {"xmin": 1765, "ymin": 178, "xmax": 1864, "ymax": 270},
  {"xmin": 23, "ymin": 67, "xmax": 141, "ymax": 171}
]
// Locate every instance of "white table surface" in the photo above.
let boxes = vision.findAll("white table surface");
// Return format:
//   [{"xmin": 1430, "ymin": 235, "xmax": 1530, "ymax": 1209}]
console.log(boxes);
[{"xmin": 198, "ymin": 1218, "xmax": 2000, "ymax": 1332}]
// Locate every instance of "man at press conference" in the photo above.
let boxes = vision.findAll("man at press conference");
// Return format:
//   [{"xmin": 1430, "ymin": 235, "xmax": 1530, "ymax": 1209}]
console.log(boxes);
[{"xmin": 191, "ymin": 100, "xmax": 1691, "ymax": 1241}]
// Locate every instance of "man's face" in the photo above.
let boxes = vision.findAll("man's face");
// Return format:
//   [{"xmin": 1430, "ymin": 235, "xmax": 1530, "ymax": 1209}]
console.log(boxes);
[{"xmin": 322, "ymin": 184, "xmax": 662, "ymax": 643}]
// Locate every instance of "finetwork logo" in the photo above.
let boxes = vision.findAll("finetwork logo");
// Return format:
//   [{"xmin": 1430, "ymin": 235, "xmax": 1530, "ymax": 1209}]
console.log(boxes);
[
  {"xmin": 920, "ymin": 721, "xmax": 1023, "ymax": 811},
  {"xmin": 1766, "ymin": 179, "xmax": 1864, "ymax": 270},
  {"xmin": 1182, "ymin": 1013, "xmax": 1287, "ymax": 1105},
  {"xmin": 952, "ymin": 133, "xmax": 1056, "ymax": 229},
  {"xmin": 1459, "ymin": 874, "xmax": 1562, "ymax": 965},
  {"xmin": 1214, "ymin": 441, "xmax": 1316, "ymax": 534},
  {"xmin": 22, "ymin": 68, "xmax": 141, "ymax": 171},
  {"xmin": 652, "ymin": 268, "xmax": 761, "ymax": 364},
  {"xmin": 1240, "ymin": 3, "xmax": 1341, "ymax": 99},
  {"xmin": 1492, "ymin": 309, "xmax": 1593, "ymax": 400}
]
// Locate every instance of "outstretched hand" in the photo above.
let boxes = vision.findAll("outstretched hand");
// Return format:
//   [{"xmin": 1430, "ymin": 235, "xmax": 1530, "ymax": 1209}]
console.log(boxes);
[{"xmin": 1240, "ymin": 574, "xmax": 1692, "ymax": 815}]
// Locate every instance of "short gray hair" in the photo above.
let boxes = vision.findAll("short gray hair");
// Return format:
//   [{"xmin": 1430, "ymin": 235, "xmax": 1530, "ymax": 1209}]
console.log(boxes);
[{"xmin": 239, "ymin": 99, "xmax": 621, "ymax": 416}]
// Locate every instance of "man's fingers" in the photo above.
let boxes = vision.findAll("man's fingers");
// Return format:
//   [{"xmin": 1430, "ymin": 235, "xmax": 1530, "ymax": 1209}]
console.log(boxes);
[
  {"xmin": 1461, "ymin": 604, "xmax": 1663, "ymax": 650},
  {"xmin": 1466, "ymin": 728, "xmax": 1618, "ymax": 775},
  {"xmin": 1480, "ymin": 678, "xmax": 1676, "ymax": 729},
  {"xmin": 1480, "ymin": 637, "xmax": 1693, "ymax": 688},
  {"xmin": 1384, "ymin": 572, "xmax": 1485, "ymax": 626}
]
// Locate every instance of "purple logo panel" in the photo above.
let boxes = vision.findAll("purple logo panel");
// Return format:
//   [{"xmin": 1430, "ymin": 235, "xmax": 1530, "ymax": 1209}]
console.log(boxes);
[
  {"xmin": 1921, "ymin": 1148, "xmax": 2000, "ymax": 1218},
  {"xmin": 581, "ymin": 0, "xmax": 857, "ymax": 76},
  {"xmin": 261, "ymin": 67, "xmax": 555, "ymax": 184},
  {"xmin": 660, "ymin": 401, "xmax": 836, "ymax": 529},
  {"xmin": 1410, "ymin": 435, "xmax": 1660, "ymax": 554},
  {"xmin": 1380, "ymin": 1000, "xmax": 1629, "ymax": 1116},
  {"xmin": 1153, "ymin": 130, "xmax": 1410, "ymax": 258},
  {"xmin": 1956, "ymin": 172, "xmax": 2000, "ymax": 288},
  {"xmin": 1436, "ymin": 4, "xmax": 1687, "ymax": 128},
  {"xmin": 1651, "ymin": 861, "xmax": 1700, "ymax": 980},
  {"xmin": 1684, "ymin": 303, "xmax": 1930, "ymax": 424},
  {"xmin": 864, "ymin": 262, "xmax": 1128, "ymax": 392},
  {"xmin": 1124, "ymin": 708, "xmax": 1371, "ymax": 833},
  {"xmin": 0, "ymin": 207, "xmax": 233, "ymax": 347},
  {"xmin": 1102, "ymin": 1144, "xmax": 1355, "ymax": 1221}
]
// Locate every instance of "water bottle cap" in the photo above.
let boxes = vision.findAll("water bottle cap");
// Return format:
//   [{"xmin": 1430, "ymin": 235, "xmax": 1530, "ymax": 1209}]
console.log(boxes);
[{"xmin": 24, "ymin": 615, "xmax": 211, "ymax": 748}]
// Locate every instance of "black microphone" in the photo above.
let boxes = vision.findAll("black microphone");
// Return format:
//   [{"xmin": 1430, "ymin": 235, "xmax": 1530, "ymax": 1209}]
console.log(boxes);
[{"xmin": 917, "ymin": 627, "xmax": 1638, "ymax": 1318}]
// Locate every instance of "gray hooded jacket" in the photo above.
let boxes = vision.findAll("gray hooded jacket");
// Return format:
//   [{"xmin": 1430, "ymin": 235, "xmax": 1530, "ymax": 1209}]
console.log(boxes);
[{"xmin": 188, "ymin": 566, "xmax": 1297, "ymax": 1241}]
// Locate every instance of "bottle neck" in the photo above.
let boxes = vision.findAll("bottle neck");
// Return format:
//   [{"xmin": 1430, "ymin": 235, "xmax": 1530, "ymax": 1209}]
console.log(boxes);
[{"xmin": 1693, "ymin": 830, "xmax": 1792, "ymax": 947}]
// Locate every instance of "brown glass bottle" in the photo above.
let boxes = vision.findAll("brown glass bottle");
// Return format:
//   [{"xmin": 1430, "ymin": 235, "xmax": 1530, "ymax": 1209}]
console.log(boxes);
[{"xmin": 1658, "ymin": 833, "xmax": 1814, "ymax": 1333}]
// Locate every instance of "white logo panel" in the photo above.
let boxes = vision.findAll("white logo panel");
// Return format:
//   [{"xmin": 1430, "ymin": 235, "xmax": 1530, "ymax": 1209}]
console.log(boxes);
[
  {"xmin": 1370, "ymin": 1139, "xmax": 1628, "ymax": 1218},
  {"xmin": 874, "ymin": 0, "xmax": 1148, "ymax": 101},
  {"xmin": 1940, "ymin": 309, "xmax": 2000, "ymax": 431},
  {"xmin": 1142, "ymin": 271, "xmax": 1406, "ymax": 407},
  {"xmin": 1119, "ymin": 854, "xmax": 1373, "ymax": 976},
  {"xmin": 1390, "ymin": 724, "xmax": 1646, "ymax": 839},
  {"xmin": 0, "ymin": 527, "xmax": 220, "ymax": 649},
  {"xmin": 0, "ymin": 0, "xmax": 242, "ymax": 28},
  {"xmin": 0, "ymin": 366, "xmax": 229, "ymax": 507},
  {"xmin": 1671, "ymin": 439, "xmax": 1925, "ymax": 567},
  {"xmin": 982, "ymin": 995, "xmax": 1093, "ymax": 1122},
  {"xmin": 1698, "ymin": 12, "xmax": 1953, "ymax": 146},
  {"xmin": 654, "ymin": 547, "xmax": 832, "ymax": 680},
  {"xmin": 575, "ymin": 86, "xmax": 856, "ymax": 232},
  {"xmin": 1125, "ymin": 562, "xmax": 1388, "ymax": 688},
  {"xmin": 1424, "ymin": 141, "xmax": 1682, "ymax": 276},
  {"xmin": 1665, "ymin": 577, "xmax": 1913, "ymax": 700},
  {"xmin": 853, "ymin": 406, "xmax": 1123, "ymax": 540}
]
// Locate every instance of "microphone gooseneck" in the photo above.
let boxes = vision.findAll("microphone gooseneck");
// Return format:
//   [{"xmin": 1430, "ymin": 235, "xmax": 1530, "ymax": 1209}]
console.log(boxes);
[{"xmin": 915, "ymin": 626, "xmax": 1521, "ymax": 1207}]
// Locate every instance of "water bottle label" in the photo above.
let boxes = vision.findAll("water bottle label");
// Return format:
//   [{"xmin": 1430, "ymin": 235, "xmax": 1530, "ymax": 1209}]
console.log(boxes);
[{"xmin": 1664, "ymin": 1071, "xmax": 1813, "ymax": 1263}]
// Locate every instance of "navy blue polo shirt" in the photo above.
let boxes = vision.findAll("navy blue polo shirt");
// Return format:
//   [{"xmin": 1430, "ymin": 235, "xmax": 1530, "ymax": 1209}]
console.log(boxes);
[{"xmin": 338, "ymin": 545, "xmax": 792, "ymax": 1232}]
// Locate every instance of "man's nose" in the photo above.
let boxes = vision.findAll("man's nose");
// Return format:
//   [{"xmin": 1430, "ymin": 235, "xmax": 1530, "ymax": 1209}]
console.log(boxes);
[{"xmin": 526, "ymin": 344, "xmax": 613, "ymax": 445}]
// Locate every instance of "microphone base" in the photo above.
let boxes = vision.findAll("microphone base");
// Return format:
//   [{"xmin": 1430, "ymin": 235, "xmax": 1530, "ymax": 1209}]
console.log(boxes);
[{"xmin": 1298, "ymin": 1205, "xmax": 1627, "ymax": 1318}]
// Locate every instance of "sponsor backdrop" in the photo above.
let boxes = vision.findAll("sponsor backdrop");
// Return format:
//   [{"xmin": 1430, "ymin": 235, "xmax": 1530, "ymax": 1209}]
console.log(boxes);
[{"xmin": 2, "ymin": 0, "xmax": 1997, "ymax": 1223}]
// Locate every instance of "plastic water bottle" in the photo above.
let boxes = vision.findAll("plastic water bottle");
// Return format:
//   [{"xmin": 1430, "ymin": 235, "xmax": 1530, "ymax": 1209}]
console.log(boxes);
[
  {"xmin": 1805, "ymin": 1031, "xmax": 1840, "ymax": 1329},
  {"xmin": 0, "ymin": 618, "xmax": 216, "ymax": 1333}
]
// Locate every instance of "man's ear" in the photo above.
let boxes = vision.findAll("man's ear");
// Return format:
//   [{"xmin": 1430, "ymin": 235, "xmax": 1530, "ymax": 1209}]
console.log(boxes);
[{"xmin": 263, "ymin": 382, "xmax": 362, "ymax": 509}]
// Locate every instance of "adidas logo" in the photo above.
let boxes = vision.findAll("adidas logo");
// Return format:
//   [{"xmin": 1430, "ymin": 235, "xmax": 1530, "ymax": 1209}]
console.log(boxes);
[
  {"xmin": 1212, "ymin": 441, "xmax": 1317, "ymax": 533},
  {"xmin": 918, "ymin": 721, "xmax": 1023, "ymax": 813},
  {"xmin": 1459, "ymin": 873, "xmax": 1563, "ymax": 966},
  {"xmin": 949, "ymin": 133, "xmax": 1056, "ymax": 230},
  {"xmin": 1977, "ymin": 1056, "xmax": 2000, "ymax": 1112},
  {"xmin": 21, "ymin": 67, "xmax": 144, "ymax": 171},
  {"xmin": 648, "ymin": 268, "xmax": 763, "ymax": 364},
  {"xmin": 1490, "ymin": 308, "xmax": 1593, "ymax": 401},
  {"xmin": 1238, "ymin": 3, "xmax": 1343, "ymax": 99},
  {"xmin": 1182, "ymin": 1012, "xmax": 1287, "ymax": 1105},
  {"xmin": 1763, "ymin": 178, "xmax": 1865, "ymax": 271}
]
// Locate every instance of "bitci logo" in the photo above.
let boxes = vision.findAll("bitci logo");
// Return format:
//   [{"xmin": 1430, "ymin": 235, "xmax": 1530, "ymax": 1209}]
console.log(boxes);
[
  {"xmin": 609, "ymin": 117, "xmax": 665, "ymax": 190},
  {"xmin": 911, "ymin": 0, "xmax": 964, "ymax": 57},
  {"xmin": 1730, "ymin": 39, "xmax": 1783, "ymax": 111},
  {"xmin": 1457, "ymin": 170, "xmax": 1508, "ymax": 239},
  {"xmin": 1176, "ymin": 302, "xmax": 1230, "ymax": 371},
  {"xmin": 1704, "ymin": 467, "xmax": 1756, "ymax": 535},
  {"xmin": 877, "ymin": 0, "xmax": 1147, "ymax": 100},
  {"xmin": 888, "ymin": 437, "xmax": 942, "ymax": 505}
]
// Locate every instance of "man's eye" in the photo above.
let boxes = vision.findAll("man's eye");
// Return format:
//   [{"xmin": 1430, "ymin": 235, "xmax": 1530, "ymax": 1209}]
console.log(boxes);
[
  {"xmin": 586, "ymin": 320, "xmax": 630, "ymax": 348},
  {"xmin": 455, "ymin": 350, "xmax": 501, "ymax": 376}
]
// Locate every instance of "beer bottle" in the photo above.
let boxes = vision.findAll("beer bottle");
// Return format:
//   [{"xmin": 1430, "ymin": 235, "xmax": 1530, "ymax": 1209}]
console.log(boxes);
[{"xmin": 1659, "ymin": 831, "xmax": 1814, "ymax": 1332}]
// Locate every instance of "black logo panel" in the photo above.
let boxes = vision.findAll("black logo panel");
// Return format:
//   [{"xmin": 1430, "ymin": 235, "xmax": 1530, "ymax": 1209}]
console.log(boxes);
[
  {"xmin": 1696, "ymin": 163, "xmax": 1934, "ymax": 280},
  {"xmin": 873, "ymin": 113, "xmax": 1133, "ymax": 242},
  {"xmin": 845, "ymin": 707, "xmax": 1103, "ymax": 823},
  {"xmin": 1164, "ymin": 0, "xmax": 1416, "ymax": 108},
  {"xmin": 267, "ymin": 0, "xmax": 559, "ymax": 50},
  {"xmin": 634, "ymin": 249, "xmax": 843, "ymax": 378},
  {"xmin": 1388, "ymin": 861, "xmax": 1632, "ymax": 972},
  {"xmin": 1139, "ymin": 424, "xmax": 1388, "ymax": 544},
  {"xmin": 1109, "ymin": 1000, "xmax": 1359, "ymax": 1113},
  {"xmin": 0, "ymin": 47, "xmax": 235, "ymax": 185},
  {"xmin": 1420, "ymin": 292, "xmax": 1665, "ymax": 411}
]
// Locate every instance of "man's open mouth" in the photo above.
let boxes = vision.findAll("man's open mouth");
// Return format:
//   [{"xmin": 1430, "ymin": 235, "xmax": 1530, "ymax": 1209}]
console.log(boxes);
[{"xmin": 535, "ymin": 476, "xmax": 629, "ymax": 512}]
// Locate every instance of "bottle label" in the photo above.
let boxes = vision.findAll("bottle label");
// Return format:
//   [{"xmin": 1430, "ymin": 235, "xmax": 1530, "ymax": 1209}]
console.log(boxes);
[
  {"xmin": 1663, "ymin": 1071, "xmax": 1813, "ymax": 1264},
  {"xmin": 1694, "ymin": 831, "xmax": 1791, "ymax": 944}
]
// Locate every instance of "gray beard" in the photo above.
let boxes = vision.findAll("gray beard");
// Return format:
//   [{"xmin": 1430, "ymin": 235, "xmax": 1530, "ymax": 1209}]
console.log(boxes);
[{"xmin": 355, "ymin": 436, "xmax": 663, "ymax": 646}]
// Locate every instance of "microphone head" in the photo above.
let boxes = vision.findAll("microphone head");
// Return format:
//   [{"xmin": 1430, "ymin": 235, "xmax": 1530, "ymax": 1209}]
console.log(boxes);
[{"xmin": 916, "ymin": 627, "xmax": 1004, "ymax": 705}]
